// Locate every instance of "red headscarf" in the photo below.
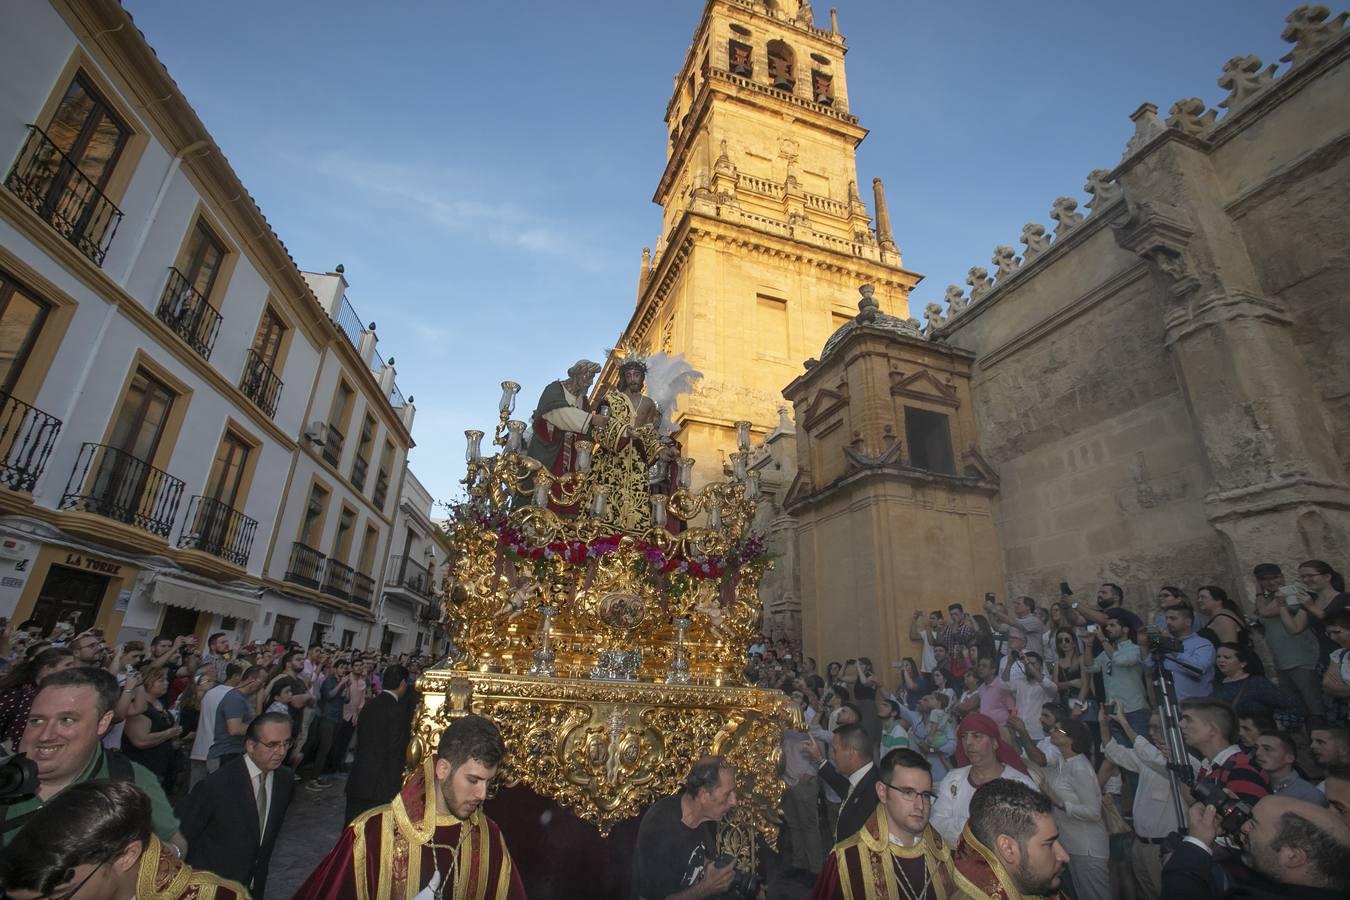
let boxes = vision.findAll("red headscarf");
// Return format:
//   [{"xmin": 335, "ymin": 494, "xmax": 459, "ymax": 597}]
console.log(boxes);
[{"xmin": 955, "ymin": 712, "xmax": 1028, "ymax": 774}]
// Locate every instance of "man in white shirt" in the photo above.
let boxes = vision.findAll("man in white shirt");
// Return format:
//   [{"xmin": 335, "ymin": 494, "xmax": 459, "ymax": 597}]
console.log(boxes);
[
  {"xmin": 1002, "ymin": 651, "xmax": 1057, "ymax": 740},
  {"xmin": 1098, "ymin": 705, "xmax": 1198, "ymax": 899},
  {"xmin": 931, "ymin": 713, "xmax": 1038, "ymax": 845},
  {"xmin": 189, "ymin": 663, "xmax": 240, "ymax": 790}
]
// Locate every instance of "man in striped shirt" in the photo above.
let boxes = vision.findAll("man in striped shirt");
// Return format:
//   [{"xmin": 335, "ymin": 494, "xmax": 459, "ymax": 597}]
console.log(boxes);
[{"xmin": 1179, "ymin": 697, "xmax": 1270, "ymax": 803}]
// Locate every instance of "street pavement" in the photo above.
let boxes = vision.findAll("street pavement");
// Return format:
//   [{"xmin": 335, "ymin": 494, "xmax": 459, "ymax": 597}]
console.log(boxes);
[{"xmin": 264, "ymin": 774, "xmax": 348, "ymax": 899}]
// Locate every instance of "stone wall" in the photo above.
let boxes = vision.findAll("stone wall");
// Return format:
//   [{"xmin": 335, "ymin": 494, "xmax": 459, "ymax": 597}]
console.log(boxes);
[{"xmin": 931, "ymin": 5, "xmax": 1350, "ymax": 612}]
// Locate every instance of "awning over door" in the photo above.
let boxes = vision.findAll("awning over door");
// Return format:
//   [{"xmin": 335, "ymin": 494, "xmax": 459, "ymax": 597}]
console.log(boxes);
[{"xmin": 148, "ymin": 575, "xmax": 262, "ymax": 622}]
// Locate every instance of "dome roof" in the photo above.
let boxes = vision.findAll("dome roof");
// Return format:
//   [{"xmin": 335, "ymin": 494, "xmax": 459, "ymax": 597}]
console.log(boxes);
[{"xmin": 820, "ymin": 285, "xmax": 922, "ymax": 359}]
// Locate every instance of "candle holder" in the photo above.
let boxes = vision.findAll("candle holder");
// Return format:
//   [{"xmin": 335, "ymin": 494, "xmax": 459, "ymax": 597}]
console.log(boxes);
[
  {"xmin": 650, "ymin": 494, "xmax": 668, "ymax": 530},
  {"xmin": 747, "ymin": 470, "xmax": 762, "ymax": 500},
  {"xmin": 590, "ymin": 486, "xmax": 611, "ymax": 519},
  {"xmin": 666, "ymin": 617, "xmax": 691, "ymax": 684},
  {"xmin": 735, "ymin": 421, "xmax": 752, "ymax": 452},
  {"xmin": 731, "ymin": 451, "xmax": 748, "ymax": 481},
  {"xmin": 530, "ymin": 605, "xmax": 558, "ymax": 676},
  {"xmin": 708, "ymin": 495, "xmax": 723, "ymax": 529},
  {"xmin": 505, "ymin": 419, "xmax": 526, "ymax": 452},
  {"xmin": 575, "ymin": 440, "xmax": 594, "ymax": 473},
  {"xmin": 499, "ymin": 381, "xmax": 521, "ymax": 415},
  {"xmin": 677, "ymin": 457, "xmax": 694, "ymax": 489},
  {"xmin": 464, "ymin": 430, "xmax": 484, "ymax": 463},
  {"xmin": 533, "ymin": 476, "xmax": 551, "ymax": 508}
]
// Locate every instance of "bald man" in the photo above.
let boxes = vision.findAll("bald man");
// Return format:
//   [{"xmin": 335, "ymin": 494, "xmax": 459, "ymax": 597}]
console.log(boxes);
[{"xmin": 1164, "ymin": 793, "xmax": 1350, "ymax": 898}]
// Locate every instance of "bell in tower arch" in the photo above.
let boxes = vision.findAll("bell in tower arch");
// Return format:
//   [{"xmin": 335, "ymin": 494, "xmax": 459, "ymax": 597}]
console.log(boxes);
[{"xmin": 767, "ymin": 40, "xmax": 796, "ymax": 92}]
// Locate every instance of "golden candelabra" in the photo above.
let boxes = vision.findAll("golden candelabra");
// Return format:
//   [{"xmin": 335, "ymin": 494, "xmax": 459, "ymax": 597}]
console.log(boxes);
[{"xmin": 412, "ymin": 381, "xmax": 798, "ymax": 841}]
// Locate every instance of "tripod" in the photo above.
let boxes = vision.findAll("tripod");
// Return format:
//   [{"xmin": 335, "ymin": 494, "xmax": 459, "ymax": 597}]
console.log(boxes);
[{"xmin": 1149, "ymin": 648, "xmax": 1193, "ymax": 834}]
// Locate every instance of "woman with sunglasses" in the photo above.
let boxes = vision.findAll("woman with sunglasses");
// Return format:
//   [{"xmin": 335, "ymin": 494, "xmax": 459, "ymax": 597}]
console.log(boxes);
[
  {"xmin": 1051, "ymin": 627, "xmax": 1089, "ymax": 710},
  {"xmin": 1042, "ymin": 719, "xmax": 1110, "ymax": 900}
]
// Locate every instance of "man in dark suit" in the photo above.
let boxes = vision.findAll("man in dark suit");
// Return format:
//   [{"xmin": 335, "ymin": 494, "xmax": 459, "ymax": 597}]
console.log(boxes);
[
  {"xmin": 181, "ymin": 711, "xmax": 296, "ymax": 896},
  {"xmin": 806, "ymin": 722, "xmax": 879, "ymax": 845},
  {"xmin": 345, "ymin": 663, "xmax": 409, "ymax": 823}
]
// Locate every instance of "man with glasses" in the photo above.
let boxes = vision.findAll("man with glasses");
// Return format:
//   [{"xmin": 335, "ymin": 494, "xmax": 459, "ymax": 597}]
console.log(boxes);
[
  {"xmin": 181, "ymin": 711, "xmax": 296, "ymax": 896},
  {"xmin": 811, "ymin": 748, "xmax": 957, "ymax": 899},
  {"xmin": 0, "ymin": 780, "xmax": 246, "ymax": 899}
]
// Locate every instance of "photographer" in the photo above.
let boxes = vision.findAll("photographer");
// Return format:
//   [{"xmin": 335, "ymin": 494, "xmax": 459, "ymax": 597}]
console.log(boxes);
[
  {"xmin": 1251, "ymin": 563, "xmax": 1323, "ymax": 718},
  {"xmin": 1162, "ymin": 795, "xmax": 1350, "ymax": 899},
  {"xmin": 1084, "ymin": 612, "xmax": 1150, "ymax": 740},
  {"xmin": 633, "ymin": 756, "xmax": 761, "ymax": 899},
  {"xmin": 1147, "ymin": 605, "xmax": 1216, "ymax": 701},
  {"xmin": 1179, "ymin": 698, "xmax": 1269, "ymax": 803}
]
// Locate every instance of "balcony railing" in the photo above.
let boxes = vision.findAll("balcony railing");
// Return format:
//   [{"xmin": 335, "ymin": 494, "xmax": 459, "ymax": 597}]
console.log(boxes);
[
  {"xmin": 351, "ymin": 454, "xmax": 369, "ymax": 491},
  {"xmin": 4, "ymin": 125, "xmax": 124, "ymax": 267},
  {"xmin": 60, "ymin": 443, "xmax": 185, "ymax": 538},
  {"xmin": 240, "ymin": 349, "xmax": 283, "ymax": 418},
  {"xmin": 320, "ymin": 558, "xmax": 354, "ymax": 601},
  {"xmin": 321, "ymin": 423, "xmax": 344, "ymax": 466},
  {"xmin": 155, "ymin": 268, "xmax": 223, "ymax": 360},
  {"xmin": 351, "ymin": 571, "xmax": 374, "ymax": 608},
  {"xmin": 373, "ymin": 470, "xmax": 390, "ymax": 510},
  {"xmin": 0, "ymin": 393, "xmax": 62, "ymax": 493},
  {"xmin": 177, "ymin": 495, "xmax": 257, "ymax": 566},
  {"xmin": 285, "ymin": 541, "xmax": 325, "ymax": 589},
  {"xmin": 387, "ymin": 554, "xmax": 433, "ymax": 597},
  {"xmin": 335, "ymin": 296, "xmax": 365, "ymax": 349}
]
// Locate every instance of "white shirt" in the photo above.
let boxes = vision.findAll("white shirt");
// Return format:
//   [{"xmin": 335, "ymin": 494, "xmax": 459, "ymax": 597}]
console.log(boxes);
[
  {"xmin": 1047, "ymin": 754, "xmax": 1109, "ymax": 858},
  {"xmin": 1104, "ymin": 735, "xmax": 1197, "ymax": 838},
  {"xmin": 844, "ymin": 761, "xmax": 874, "ymax": 804},
  {"xmin": 1006, "ymin": 662, "xmax": 1057, "ymax": 739},
  {"xmin": 244, "ymin": 754, "xmax": 274, "ymax": 832},
  {"xmin": 191, "ymin": 684, "xmax": 233, "ymax": 762},
  {"xmin": 932, "ymin": 764, "xmax": 1039, "ymax": 845}
]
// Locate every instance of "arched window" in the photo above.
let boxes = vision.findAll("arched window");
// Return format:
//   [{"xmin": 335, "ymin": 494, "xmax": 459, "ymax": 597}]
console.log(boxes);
[
  {"xmin": 767, "ymin": 40, "xmax": 795, "ymax": 91},
  {"xmin": 728, "ymin": 39, "xmax": 753, "ymax": 77}
]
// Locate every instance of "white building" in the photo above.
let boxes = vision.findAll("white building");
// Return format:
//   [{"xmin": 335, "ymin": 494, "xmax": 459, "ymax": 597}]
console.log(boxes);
[
  {"xmin": 0, "ymin": 0, "xmax": 416, "ymax": 647},
  {"xmin": 375, "ymin": 467, "xmax": 448, "ymax": 657}
]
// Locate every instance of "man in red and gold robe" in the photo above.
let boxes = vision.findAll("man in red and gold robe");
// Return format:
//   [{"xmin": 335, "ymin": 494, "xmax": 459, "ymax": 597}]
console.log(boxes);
[
  {"xmin": 812, "ymin": 748, "xmax": 958, "ymax": 900},
  {"xmin": 947, "ymin": 779, "xmax": 1069, "ymax": 900},
  {"xmin": 293, "ymin": 715, "xmax": 526, "ymax": 900}
]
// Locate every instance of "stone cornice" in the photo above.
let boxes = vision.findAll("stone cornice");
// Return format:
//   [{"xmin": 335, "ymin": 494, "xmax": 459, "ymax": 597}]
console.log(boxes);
[{"xmin": 784, "ymin": 463, "xmax": 1000, "ymax": 515}]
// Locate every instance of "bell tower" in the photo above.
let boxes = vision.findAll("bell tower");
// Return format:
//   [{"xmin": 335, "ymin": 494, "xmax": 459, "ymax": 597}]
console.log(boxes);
[{"xmin": 614, "ymin": 0, "xmax": 922, "ymax": 484}]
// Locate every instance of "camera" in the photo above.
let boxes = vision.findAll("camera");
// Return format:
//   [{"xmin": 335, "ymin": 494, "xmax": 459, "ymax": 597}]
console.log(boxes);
[
  {"xmin": 714, "ymin": 854, "xmax": 762, "ymax": 898},
  {"xmin": 1192, "ymin": 779, "xmax": 1254, "ymax": 837},
  {"xmin": 1147, "ymin": 633, "xmax": 1185, "ymax": 655},
  {"xmin": 0, "ymin": 746, "xmax": 39, "ymax": 803}
]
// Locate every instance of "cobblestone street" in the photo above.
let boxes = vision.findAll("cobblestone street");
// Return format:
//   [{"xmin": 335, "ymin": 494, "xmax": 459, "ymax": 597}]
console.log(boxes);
[{"xmin": 264, "ymin": 776, "xmax": 349, "ymax": 899}]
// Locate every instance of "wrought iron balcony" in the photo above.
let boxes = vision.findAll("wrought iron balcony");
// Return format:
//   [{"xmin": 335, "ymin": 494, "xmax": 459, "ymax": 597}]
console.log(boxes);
[
  {"xmin": 0, "ymin": 392, "xmax": 62, "ymax": 493},
  {"xmin": 60, "ymin": 443, "xmax": 185, "ymax": 538},
  {"xmin": 285, "ymin": 541, "xmax": 325, "ymax": 589},
  {"xmin": 240, "ymin": 349, "xmax": 283, "ymax": 418},
  {"xmin": 387, "ymin": 554, "xmax": 433, "ymax": 597},
  {"xmin": 177, "ymin": 495, "xmax": 257, "ymax": 566},
  {"xmin": 321, "ymin": 422, "xmax": 344, "ymax": 467},
  {"xmin": 320, "ymin": 558, "xmax": 354, "ymax": 601},
  {"xmin": 373, "ymin": 470, "xmax": 390, "ymax": 510},
  {"xmin": 155, "ymin": 268, "xmax": 223, "ymax": 360},
  {"xmin": 351, "ymin": 454, "xmax": 368, "ymax": 491},
  {"xmin": 4, "ymin": 125, "xmax": 124, "ymax": 267},
  {"xmin": 351, "ymin": 571, "xmax": 374, "ymax": 608}
]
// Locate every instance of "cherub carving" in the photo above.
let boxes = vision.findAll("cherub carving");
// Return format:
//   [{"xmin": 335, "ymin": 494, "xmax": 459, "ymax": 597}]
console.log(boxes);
[
  {"xmin": 1050, "ymin": 197, "xmax": 1084, "ymax": 238},
  {"xmin": 992, "ymin": 245, "xmax": 1020, "ymax": 281},
  {"xmin": 695, "ymin": 598, "xmax": 730, "ymax": 640},
  {"xmin": 923, "ymin": 302, "xmax": 947, "ymax": 335},
  {"xmin": 1218, "ymin": 55, "xmax": 1278, "ymax": 112},
  {"xmin": 1084, "ymin": 170, "xmax": 1122, "ymax": 214},
  {"xmin": 1281, "ymin": 4, "xmax": 1348, "ymax": 67},
  {"xmin": 944, "ymin": 284, "xmax": 968, "ymax": 315},
  {"xmin": 1020, "ymin": 223, "xmax": 1052, "ymax": 262},
  {"xmin": 966, "ymin": 266, "xmax": 994, "ymax": 303},
  {"xmin": 1165, "ymin": 98, "xmax": 1218, "ymax": 136},
  {"xmin": 495, "ymin": 580, "xmax": 535, "ymax": 623}
]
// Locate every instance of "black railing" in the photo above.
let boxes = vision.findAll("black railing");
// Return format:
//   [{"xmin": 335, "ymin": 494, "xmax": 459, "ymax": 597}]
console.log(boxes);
[
  {"xmin": 0, "ymin": 393, "xmax": 62, "ymax": 493},
  {"xmin": 335, "ymin": 297, "xmax": 364, "ymax": 349},
  {"xmin": 5, "ymin": 125, "xmax": 124, "ymax": 267},
  {"xmin": 373, "ymin": 470, "xmax": 389, "ymax": 510},
  {"xmin": 351, "ymin": 454, "xmax": 368, "ymax": 491},
  {"xmin": 351, "ymin": 571, "xmax": 374, "ymax": 608},
  {"xmin": 60, "ymin": 443, "xmax": 184, "ymax": 538},
  {"xmin": 322, "ymin": 423, "xmax": 344, "ymax": 466},
  {"xmin": 387, "ymin": 554, "xmax": 433, "ymax": 597},
  {"xmin": 321, "ymin": 558, "xmax": 354, "ymax": 600},
  {"xmin": 240, "ymin": 349, "xmax": 283, "ymax": 418},
  {"xmin": 177, "ymin": 495, "xmax": 257, "ymax": 566},
  {"xmin": 285, "ymin": 541, "xmax": 325, "ymax": 589},
  {"xmin": 155, "ymin": 268, "xmax": 223, "ymax": 360}
]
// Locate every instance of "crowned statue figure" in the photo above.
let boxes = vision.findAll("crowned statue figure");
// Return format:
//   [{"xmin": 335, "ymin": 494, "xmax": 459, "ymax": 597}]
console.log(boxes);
[{"xmin": 588, "ymin": 357, "xmax": 671, "ymax": 531}]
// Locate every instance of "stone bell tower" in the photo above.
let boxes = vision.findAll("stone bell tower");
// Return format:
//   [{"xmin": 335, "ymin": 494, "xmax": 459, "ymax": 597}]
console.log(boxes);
[{"xmin": 610, "ymin": 0, "xmax": 923, "ymax": 486}]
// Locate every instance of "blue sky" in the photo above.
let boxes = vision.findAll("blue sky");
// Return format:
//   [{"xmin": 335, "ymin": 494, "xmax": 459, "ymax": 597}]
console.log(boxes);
[{"xmin": 123, "ymin": 0, "xmax": 1297, "ymax": 504}]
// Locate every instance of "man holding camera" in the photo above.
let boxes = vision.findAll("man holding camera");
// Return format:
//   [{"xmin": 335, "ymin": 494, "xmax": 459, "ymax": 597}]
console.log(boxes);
[
  {"xmin": 1179, "ymin": 698, "xmax": 1270, "ymax": 804},
  {"xmin": 1086, "ymin": 612, "xmax": 1151, "ymax": 739},
  {"xmin": 1251, "ymin": 563, "xmax": 1324, "ymax": 718},
  {"xmin": 1148, "ymin": 605, "xmax": 1217, "ymax": 701},
  {"xmin": 633, "ymin": 755, "xmax": 763, "ymax": 899},
  {"xmin": 1163, "ymin": 794, "xmax": 1350, "ymax": 899}
]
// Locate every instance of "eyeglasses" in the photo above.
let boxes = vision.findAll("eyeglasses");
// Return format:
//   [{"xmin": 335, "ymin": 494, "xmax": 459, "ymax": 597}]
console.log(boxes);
[
  {"xmin": 880, "ymin": 783, "xmax": 937, "ymax": 804},
  {"xmin": 255, "ymin": 739, "xmax": 294, "ymax": 752},
  {"xmin": 11, "ymin": 857, "xmax": 108, "ymax": 899}
]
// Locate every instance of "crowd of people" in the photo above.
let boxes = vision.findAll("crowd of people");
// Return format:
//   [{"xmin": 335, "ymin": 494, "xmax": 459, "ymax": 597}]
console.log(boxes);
[
  {"xmin": 753, "ymin": 560, "xmax": 1350, "ymax": 899},
  {"xmin": 0, "ymin": 619, "xmax": 437, "ymax": 896}
]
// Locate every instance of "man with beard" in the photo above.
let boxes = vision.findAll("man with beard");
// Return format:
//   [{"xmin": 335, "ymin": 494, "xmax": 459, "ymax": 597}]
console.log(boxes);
[
  {"xmin": 951, "ymin": 779, "xmax": 1069, "ymax": 900},
  {"xmin": 294, "ymin": 714, "xmax": 525, "ymax": 899},
  {"xmin": 524, "ymin": 359, "xmax": 607, "ymax": 513},
  {"xmin": 589, "ymin": 357, "xmax": 669, "ymax": 531},
  {"xmin": 633, "ymin": 755, "xmax": 744, "ymax": 900},
  {"xmin": 811, "ymin": 749, "xmax": 957, "ymax": 899},
  {"xmin": 1163, "ymin": 795, "xmax": 1350, "ymax": 899}
]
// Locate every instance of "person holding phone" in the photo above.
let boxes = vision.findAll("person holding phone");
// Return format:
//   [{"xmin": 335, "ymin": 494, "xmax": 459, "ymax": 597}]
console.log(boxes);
[{"xmin": 1252, "ymin": 562, "xmax": 1324, "ymax": 717}]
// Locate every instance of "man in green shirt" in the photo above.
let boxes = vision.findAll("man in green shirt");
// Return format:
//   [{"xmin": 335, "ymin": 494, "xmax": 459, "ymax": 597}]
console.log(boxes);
[
  {"xmin": 0, "ymin": 666, "xmax": 185, "ymax": 854},
  {"xmin": 1252, "ymin": 562, "xmax": 1324, "ymax": 717}
]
